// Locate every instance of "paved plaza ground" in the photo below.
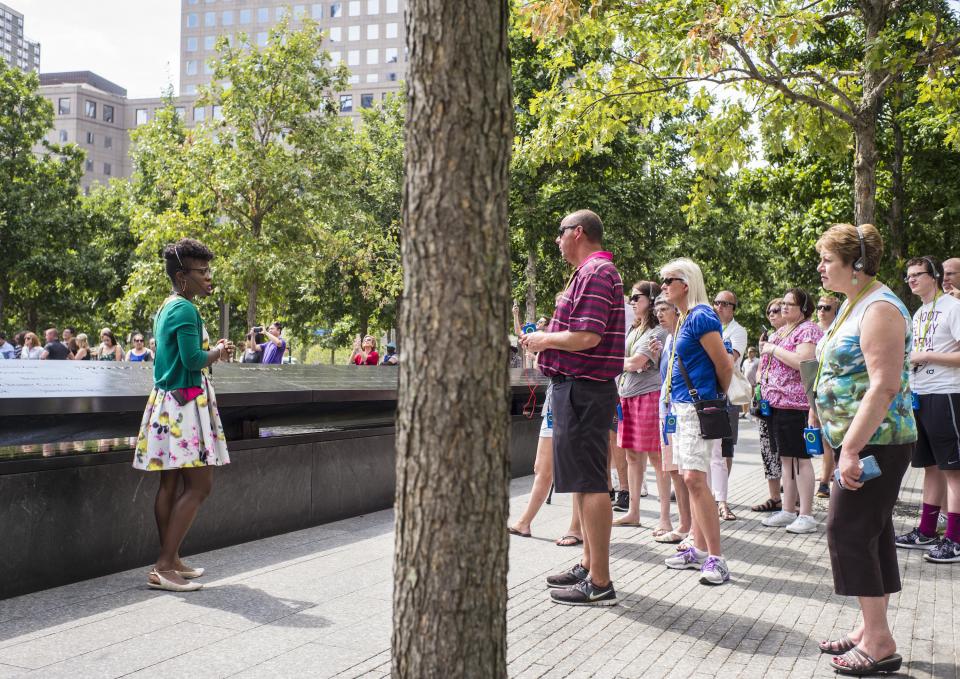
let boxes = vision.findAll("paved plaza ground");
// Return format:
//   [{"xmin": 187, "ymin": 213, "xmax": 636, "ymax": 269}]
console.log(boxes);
[{"xmin": 0, "ymin": 421, "xmax": 957, "ymax": 678}]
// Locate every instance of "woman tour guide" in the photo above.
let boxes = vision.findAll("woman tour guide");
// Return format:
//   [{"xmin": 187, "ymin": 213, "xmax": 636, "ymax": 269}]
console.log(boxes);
[
  {"xmin": 813, "ymin": 223, "xmax": 916, "ymax": 675},
  {"xmin": 133, "ymin": 238, "xmax": 235, "ymax": 592}
]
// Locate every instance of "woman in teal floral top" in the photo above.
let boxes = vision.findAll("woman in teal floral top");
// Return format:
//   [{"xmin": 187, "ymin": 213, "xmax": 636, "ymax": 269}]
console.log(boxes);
[{"xmin": 813, "ymin": 223, "xmax": 916, "ymax": 676}]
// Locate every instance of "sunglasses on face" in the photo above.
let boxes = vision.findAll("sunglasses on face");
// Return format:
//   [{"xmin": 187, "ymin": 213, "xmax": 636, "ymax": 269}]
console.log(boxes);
[
  {"xmin": 816, "ymin": 305, "xmax": 832, "ymax": 312},
  {"xmin": 630, "ymin": 293, "xmax": 646, "ymax": 303},
  {"xmin": 767, "ymin": 309, "xmax": 780, "ymax": 316},
  {"xmin": 661, "ymin": 277, "xmax": 685, "ymax": 287},
  {"xmin": 557, "ymin": 225, "xmax": 578, "ymax": 237},
  {"xmin": 712, "ymin": 300, "xmax": 736, "ymax": 309}
]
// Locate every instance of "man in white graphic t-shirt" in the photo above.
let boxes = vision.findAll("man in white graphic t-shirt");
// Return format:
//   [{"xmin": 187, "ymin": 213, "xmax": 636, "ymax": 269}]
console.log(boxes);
[
  {"xmin": 711, "ymin": 290, "xmax": 747, "ymax": 520},
  {"xmin": 895, "ymin": 256, "xmax": 960, "ymax": 564}
]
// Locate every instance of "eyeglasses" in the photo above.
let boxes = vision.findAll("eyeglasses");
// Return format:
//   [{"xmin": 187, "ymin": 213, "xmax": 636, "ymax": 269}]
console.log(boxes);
[
  {"xmin": 134, "ymin": 338, "xmax": 144, "ymax": 342},
  {"xmin": 661, "ymin": 277, "xmax": 685, "ymax": 287},
  {"xmin": 766, "ymin": 309, "xmax": 780, "ymax": 316},
  {"xmin": 630, "ymin": 293, "xmax": 646, "ymax": 303},
  {"xmin": 557, "ymin": 225, "xmax": 578, "ymax": 237},
  {"xmin": 712, "ymin": 300, "xmax": 736, "ymax": 309},
  {"xmin": 816, "ymin": 304, "xmax": 833, "ymax": 312},
  {"xmin": 903, "ymin": 272, "xmax": 931, "ymax": 283},
  {"xmin": 183, "ymin": 266, "xmax": 211, "ymax": 275}
]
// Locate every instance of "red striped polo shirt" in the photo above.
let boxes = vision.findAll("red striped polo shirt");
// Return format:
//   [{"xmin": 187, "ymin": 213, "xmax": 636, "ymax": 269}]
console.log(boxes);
[{"xmin": 537, "ymin": 251, "xmax": 625, "ymax": 381}]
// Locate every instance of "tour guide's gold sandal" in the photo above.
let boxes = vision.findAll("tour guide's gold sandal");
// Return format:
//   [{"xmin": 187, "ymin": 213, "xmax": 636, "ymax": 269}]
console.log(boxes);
[
  {"xmin": 830, "ymin": 647, "xmax": 902, "ymax": 676},
  {"xmin": 148, "ymin": 569, "xmax": 203, "ymax": 592}
]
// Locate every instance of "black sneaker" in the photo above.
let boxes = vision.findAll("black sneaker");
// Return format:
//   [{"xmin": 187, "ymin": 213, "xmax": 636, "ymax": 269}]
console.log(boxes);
[
  {"xmin": 816, "ymin": 483, "xmax": 830, "ymax": 498},
  {"xmin": 924, "ymin": 537, "xmax": 960, "ymax": 563},
  {"xmin": 546, "ymin": 563, "xmax": 588, "ymax": 589},
  {"xmin": 550, "ymin": 578, "xmax": 617, "ymax": 606},
  {"xmin": 895, "ymin": 527, "xmax": 938, "ymax": 550},
  {"xmin": 612, "ymin": 490, "xmax": 630, "ymax": 512},
  {"xmin": 609, "ymin": 489, "xmax": 616, "ymax": 503}
]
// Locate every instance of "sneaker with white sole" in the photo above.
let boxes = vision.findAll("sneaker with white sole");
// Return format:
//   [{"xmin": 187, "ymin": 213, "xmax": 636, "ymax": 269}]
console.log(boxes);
[
  {"xmin": 699, "ymin": 555, "xmax": 730, "ymax": 585},
  {"xmin": 895, "ymin": 527, "xmax": 938, "ymax": 550},
  {"xmin": 785, "ymin": 514, "xmax": 817, "ymax": 534},
  {"xmin": 665, "ymin": 546, "xmax": 705, "ymax": 570},
  {"xmin": 550, "ymin": 577, "xmax": 618, "ymax": 606},
  {"xmin": 924, "ymin": 537, "xmax": 960, "ymax": 563},
  {"xmin": 761, "ymin": 510, "xmax": 797, "ymax": 528},
  {"xmin": 545, "ymin": 563, "xmax": 589, "ymax": 589}
]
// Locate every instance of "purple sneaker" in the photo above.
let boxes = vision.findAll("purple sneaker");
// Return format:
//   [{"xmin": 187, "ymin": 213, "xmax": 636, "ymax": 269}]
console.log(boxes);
[
  {"xmin": 699, "ymin": 556, "xmax": 730, "ymax": 585},
  {"xmin": 664, "ymin": 546, "xmax": 704, "ymax": 570}
]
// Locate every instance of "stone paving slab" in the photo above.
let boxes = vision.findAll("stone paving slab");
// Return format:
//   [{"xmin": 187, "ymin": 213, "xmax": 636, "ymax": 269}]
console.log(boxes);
[{"xmin": 0, "ymin": 420, "xmax": 956, "ymax": 678}]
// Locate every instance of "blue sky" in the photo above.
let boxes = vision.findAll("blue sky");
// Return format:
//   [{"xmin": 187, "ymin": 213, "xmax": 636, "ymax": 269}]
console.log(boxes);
[{"xmin": 15, "ymin": 1, "xmax": 180, "ymax": 98}]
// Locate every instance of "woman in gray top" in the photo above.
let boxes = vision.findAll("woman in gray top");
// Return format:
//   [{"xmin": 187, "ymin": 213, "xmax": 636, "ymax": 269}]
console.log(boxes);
[{"xmin": 614, "ymin": 281, "xmax": 669, "ymax": 531}]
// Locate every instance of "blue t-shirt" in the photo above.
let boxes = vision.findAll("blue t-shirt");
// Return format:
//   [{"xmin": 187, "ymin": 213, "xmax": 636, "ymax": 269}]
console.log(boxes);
[
  {"xmin": 668, "ymin": 304, "xmax": 724, "ymax": 403},
  {"xmin": 259, "ymin": 339, "xmax": 286, "ymax": 364}
]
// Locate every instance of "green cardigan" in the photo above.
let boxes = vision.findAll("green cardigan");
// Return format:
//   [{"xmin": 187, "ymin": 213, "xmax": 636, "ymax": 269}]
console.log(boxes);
[{"xmin": 153, "ymin": 296, "xmax": 209, "ymax": 391}]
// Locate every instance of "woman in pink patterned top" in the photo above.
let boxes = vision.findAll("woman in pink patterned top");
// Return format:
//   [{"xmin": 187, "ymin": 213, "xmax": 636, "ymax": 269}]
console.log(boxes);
[{"xmin": 757, "ymin": 288, "xmax": 824, "ymax": 535}]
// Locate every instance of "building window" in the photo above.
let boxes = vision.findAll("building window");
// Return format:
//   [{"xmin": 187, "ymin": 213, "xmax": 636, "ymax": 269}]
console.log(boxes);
[
  {"xmin": 257, "ymin": 7, "xmax": 269, "ymax": 22},
  {"xmin": 205, "ymin": 35, "xmax": 216, "ymax": 50},
  {"xmin": 348, "ymin": 74, "xmax": 360, "ymax": 84},
  {"xmin": 367, "ymin": 0, "xmax": 379, "ymax": 14},
  {"xmin": 385, "ymin": 47, "xmax": 398, "ymax": 63},
  {"xmin": 349, "ymin": 1, "xmax": 361, "ymax": 16},
  {"xmin": 348, "ymin": 25, "xmax": 359, "ymax": 40},
  {"xmin": 366, "ymin": 24, "xmax": 378, "ymax": 39},
  {"xmin": 194, "ymin": 106, "xmax": 206, "ymax": 122},
  {"xmin": 187, "ymin": 13, "xmax": 199, "ymax": 27},
  {"xmin": 329, "ymin": 50, "xmax": 341, "ymax": 63},
  {"xmin": 312, "ymin": 4, "xmax": 323, "ymax": 19},
  {"xmin": 256, "ymin": 32, "xmax": 268, "ymax": 46},
  {"xmin": 366, "ymin": 72, "xmax": 378, "ymax": 82},
  {"xmin": 361, "ymin": 93, "xmax": 374, "ymax": 108},
  {"xmin": 86, "ymin": 131, "xmax": 95, "ymax": 144},
  {"xmin": 213, "ymin": 104, "xmax": 223, "ymax": 120},
  {"xmin": 204, "ymin": 11, "xmax": 216, "ymax": 26},
  {"xmin": 136, "ymin": 108, "xmax": 148, "ymax": 125},
  {"xmin": 385, "ymin": 22, "xmax": 398, "ymax": 38},
  {"xmin": 222, "ymin": 10, "xmax": 234, "ymax": 25},
  {"xmin": 330, "ymin": 2, "xmax": 342, "ymax": 17},
  {"xmin": 294, "ymin": 5, "xmax": 307, "ymax": 19},
  {"xmin": 186, "ymin": 60, "xmax": 198, "ymax": 75},
  {"xmin": 174, "ymin": 106, "xmax": 186, "ymax": 119},
  {"xmin": 58, "ymin": 97, "xmax": 71, "ymax": 115},
  {"xmin": 85, "ymin": 159, "xmax": 93, "ymax": 172},
  {"xmin": 104, "ymin": 136, "xmax": 112, "ymax": 148},
  {"xmin": 240, "ymin": 8, "xmax": 251, "ymax": 23},
  {"xmin": 366, "ymin": 48, "xmax": 378, "ymax": 64},
  {"xmin": 204, "ymin": 60, "xmax": 215, "ymax": 75},
  {"xmin": 347, "ymin": 49, "xmax": 360, "ymax": 65},
  {"xmin": 102, "ymin": 104, "xmax": 114, "ymax": 123},
  {"xmin": 186, "ymin": 36, "xmax": 198, "ymax": 51},
  {"xmin": 340, "ymin": 94, "xmax": 353, "ymax": 112},
  {"xmin": 329, "ymin": 26, "xmax": 341, "ymax": 41},
  {"xmin": 385, "ymin": 0, "xmax": 398, "ymax": 12},
  {"xmin": 103, "ymin": 163, "xmax": 111, "ymax": 176},
  {"xmin": 184, "ymin": 84, "xmax": 198, "ymax": 95},
  {"xmin": 387, "ymin": 71, "xmax": 397, "ymax": 81},
  {"xmin": 58, "ymin": 129, "xmax": 68, "ymax": 142},
  {"xmin": 85, "ymin": 100, "xmax": 97, "ymax": 118}
]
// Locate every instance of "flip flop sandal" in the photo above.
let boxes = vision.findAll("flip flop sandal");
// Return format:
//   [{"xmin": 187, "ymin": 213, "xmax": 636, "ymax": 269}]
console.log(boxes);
[
  {"xmin": 751, "ymin": 498, "xmax": 782, "ymax": 512},
  {"xmin": 830, "ymin": 647, "xmax": 902, "ymax": 676},
  {"xmin": 819, "ymin": 635, "xmax": 857, "ymax": 655},
  {"xmin": 654, "ymin": 530, "xmax": 687, "ymax": 544},
  {"xmin": 507, "ymin": 527, "xmax": 532, "ymax": 538},
  {"xmin": 555, "ymin": 534, "xmax": 583, "ymax": 547},
  {"xmin": 612, "ymin": 519, "xmax": 642, "ymax": 527}
]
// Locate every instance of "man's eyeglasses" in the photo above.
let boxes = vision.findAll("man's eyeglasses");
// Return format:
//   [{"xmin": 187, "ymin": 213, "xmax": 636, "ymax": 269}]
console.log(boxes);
[
  {"xmin": 903, "ymin": 272, "xmax": 931, "ymax": 283},
  {"xmin": 661, "ymin": 277, "xmax": 685, "ymax": 287},
  {"xmin": 816, "ymin": 304, "xmax": 833, "ymax": 312},
  {"xmin": 134, "ymin": 338, "xmax": 144, "ymax": 342},
  {"xmin": 557, "ymin": 225, "xmax": 578, "ymax": 237},
  {"xmin": 712, "ymin": 300, "xmax": 736, "ymax": 309}
]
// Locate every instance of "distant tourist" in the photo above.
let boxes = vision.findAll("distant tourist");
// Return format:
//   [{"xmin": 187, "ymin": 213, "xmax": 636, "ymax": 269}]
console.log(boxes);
[
  {"xmin": 0, "ymin": 331, "xmax": 14, "ymax": 360},
  {"xmin": 127, "ymin": 333, "xmax": 153, "ymax": 362},
  {"xmin": 816, "ymin": 295, "xmax": 839, "ymax": 332},
  {"xmin": 134, "ymin": 238, "xmax": 234, "ymax": 593},
  {"xmin": 350, "ymin": 334, "xmax": 379, "ymax": 366},
  {"xmin": 13, "ymin": 332, "xmax": 26, "ymax": 359},
  {"xmin": 62, "ymin": 326, "xmax": 76, "ymax": 347},
  {"xmin": 241, "ymin": 330, "xmax": 264, "ymax": 363},
  {"xmin": 19, "ymin": 332, "xmax": 43, "ymax": 360},
  {"xmin": 381, "ymin": 341, "xmax": 399, "ymax": 365},
  {"xmin": 41, "ymin": 328, "xmax": 72, "ymax": 360},
  {"xmin": 943, "ymin": 257, "xmax": 960, "ymax": 300},
  {"xmin": 95, "ymin": 329, "xmax": 124, "ymax": 361},
  {"xmin": 256, "ymin": 323, "xmax": 286, "ymax": 364},
  {"xmin": 72, "ymin": 334, "xmax": 93, "ymax": 360}
]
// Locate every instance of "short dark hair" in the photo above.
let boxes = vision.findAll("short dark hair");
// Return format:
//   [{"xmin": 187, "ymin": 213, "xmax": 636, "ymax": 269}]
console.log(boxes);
[
  {"xmin": 271, "ymin": 322, "xmax": 283, "ymax": 331},
  {"xmin": 63, "ymin": 326, "xmax": 76, "ymax": 335},
  {"xmin": 567, "ymin": 209, "xmax": 603, "ymax": 243},
  {"xmin": 784, "ymin": 287, "xmax": 815, "ymax": 319},
  {"xmin": 162, "ymin": 238, "xmax": 214, "ymax": 285},
  {"xmin": 906, "ymin": 255, "xmax": 943, "ymax": 283},
  {"xmin": 0, "ymin": 330, "xmax": 6, "ymax": 340}
]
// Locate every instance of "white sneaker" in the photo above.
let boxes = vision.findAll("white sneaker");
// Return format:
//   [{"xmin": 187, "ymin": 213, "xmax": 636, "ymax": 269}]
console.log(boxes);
[
  {"xmin": 785, "ymin": 514, "xmax": 817, "ymax": 534},
  {"xmin": 761, "ymin": 510, "xmax": 797, "ymax": 528}
]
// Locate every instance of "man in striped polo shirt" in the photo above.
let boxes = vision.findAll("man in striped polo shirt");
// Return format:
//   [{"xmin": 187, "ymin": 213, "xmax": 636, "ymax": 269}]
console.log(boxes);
[{"xmin": 520, "ymin": 209, "xmax": 626, "ymax": 606}]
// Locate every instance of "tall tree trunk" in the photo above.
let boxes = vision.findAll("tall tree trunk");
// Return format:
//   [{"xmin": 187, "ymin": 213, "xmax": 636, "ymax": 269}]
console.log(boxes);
[
  {"xmin": 393, "ymin": 0, "xmax": 513, "ymax": 676},
  {"xmin": 853, "ymin": 119, "xmax": 878, "ymax": 227},
  {"xmin": 219, "ymin": 298, "xmax": 231, "ymax": 341},
  {"xmin": 525, "ymin": 246, "xmax": 537, "ymax": 322},
  {"xmin": 0, "ymin": 276, "xmax": 7, "ymax": 329},
  {"xmin": 246, "ymin": 281, "xmax": 258, "ymax": 330},
  {"xmin": 888, "ymin": 114, "xmax": 907, "ymax": 296}
]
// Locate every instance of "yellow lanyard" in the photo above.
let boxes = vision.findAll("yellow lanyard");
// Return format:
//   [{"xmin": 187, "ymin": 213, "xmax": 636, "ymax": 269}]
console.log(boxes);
[
  {"xmin": 813, "ymin": 282, "xmax": 878, "ymax": 391},
  {"xmin": 662, "ymin": 312, "xmax": 686, "ymax": 407},
  {"xmin": 916, "ymin": 291, "xmax": 941, "ymax": 350},
  {"xmin": 760, "ymin": 321, "xmax": 800, "ymax": 386}
]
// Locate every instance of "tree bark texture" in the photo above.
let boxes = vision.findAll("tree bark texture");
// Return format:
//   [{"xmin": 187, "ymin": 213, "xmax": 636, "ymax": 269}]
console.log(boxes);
[
  {"xmin": 854, "ymin": 0, "xmax": 886, "ymax": 227},
  {"xmin": 393, "ymin": 0, "xmax": 513, "ymax": 677},
  {"xmin": 246, "ymin": 281, "xmax": 258, "ymax": 330},
  {"xmin": 525, "ymin": 246, "xmax": 537, "ymax": 323},
  {"xmin": 219, "ymin": 299, "xmax": 231, "ymax": 342}
]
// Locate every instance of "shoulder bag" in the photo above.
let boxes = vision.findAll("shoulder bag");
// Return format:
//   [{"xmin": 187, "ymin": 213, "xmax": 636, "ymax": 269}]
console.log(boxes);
[{"xmin": 677, "ymin": 357, "xmax": 732, "ymax": 439}]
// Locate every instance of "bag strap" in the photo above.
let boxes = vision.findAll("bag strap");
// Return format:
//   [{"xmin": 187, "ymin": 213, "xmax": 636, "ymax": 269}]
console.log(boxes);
[{"xmin": 675, "ymin": 356, "xmax": 701, "ymax": 402}]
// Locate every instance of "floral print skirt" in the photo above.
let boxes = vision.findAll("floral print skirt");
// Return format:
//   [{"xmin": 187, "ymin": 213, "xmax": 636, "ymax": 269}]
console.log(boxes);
[{"xmin": 133, "ymin": 374, "xmax": 230, "ymax": 470}]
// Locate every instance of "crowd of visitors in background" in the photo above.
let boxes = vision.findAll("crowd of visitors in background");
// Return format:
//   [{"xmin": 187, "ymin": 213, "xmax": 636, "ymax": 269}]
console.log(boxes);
[{"xmin": 507, "ymin": 210, "xmax": 959, "ymax": 676}]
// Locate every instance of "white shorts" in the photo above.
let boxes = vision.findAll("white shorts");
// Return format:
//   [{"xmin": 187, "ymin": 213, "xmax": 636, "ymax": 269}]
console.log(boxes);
[
  {"xmin": 539, "ymin": 411, "xmax": 553, "ymax": 438},
  {"xmin": 673, "ymin": 402, "xmax": 714, "ymax": 473}
]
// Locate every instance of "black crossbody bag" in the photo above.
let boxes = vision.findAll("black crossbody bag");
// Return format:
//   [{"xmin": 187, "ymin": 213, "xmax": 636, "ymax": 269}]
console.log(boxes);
[{"xmin": 677, "ymin": 357, "xmax": 732, "ymax": 440}]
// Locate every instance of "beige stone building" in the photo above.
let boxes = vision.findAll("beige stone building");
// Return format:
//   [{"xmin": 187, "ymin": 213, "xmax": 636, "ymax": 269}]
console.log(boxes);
[{"xmin": 0, "ymin": 2, "xmax": 39, "ymax": 72}]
